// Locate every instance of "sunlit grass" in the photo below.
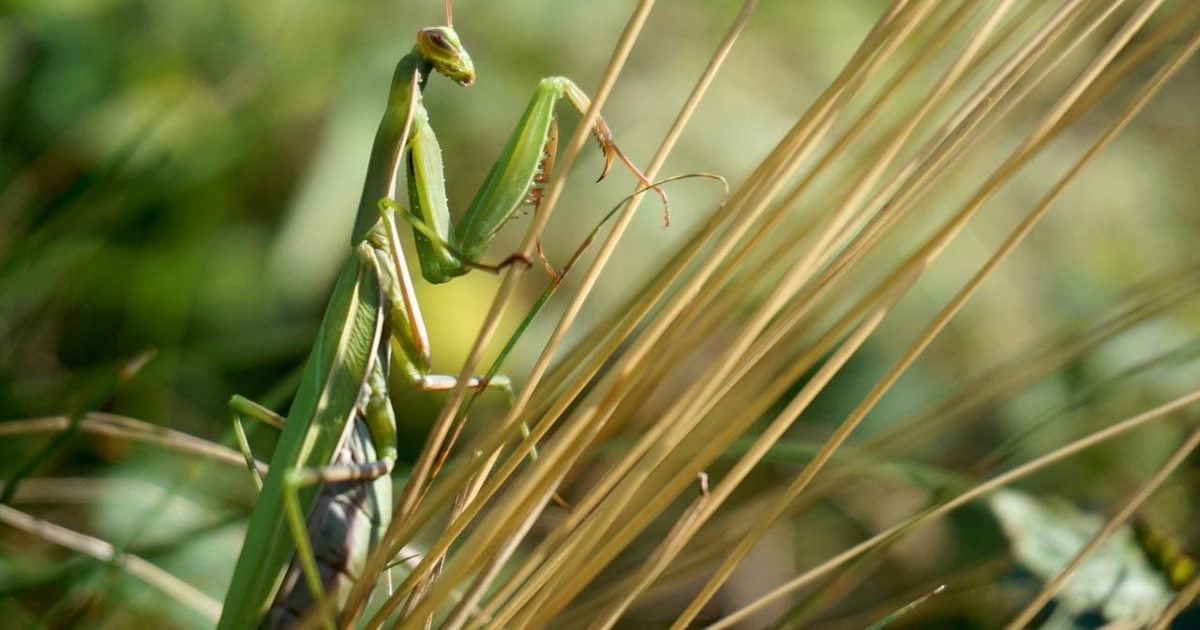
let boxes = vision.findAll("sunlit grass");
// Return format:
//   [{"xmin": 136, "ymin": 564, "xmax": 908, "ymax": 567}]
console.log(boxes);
[{"xmin": 1, "ymin": 0, "xmax": 1198, "ymax": 628}]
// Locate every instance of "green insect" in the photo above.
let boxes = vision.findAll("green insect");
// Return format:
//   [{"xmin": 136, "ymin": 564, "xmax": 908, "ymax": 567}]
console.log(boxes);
[{"xmin": 217, "ymin": 12, "xmax": 662, "ymax": 630}]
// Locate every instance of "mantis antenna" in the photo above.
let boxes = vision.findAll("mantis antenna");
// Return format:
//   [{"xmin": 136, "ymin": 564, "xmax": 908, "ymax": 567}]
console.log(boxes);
[{"xmin": 446, "ymin": 0, "xmax": 454, "ymax": 27}]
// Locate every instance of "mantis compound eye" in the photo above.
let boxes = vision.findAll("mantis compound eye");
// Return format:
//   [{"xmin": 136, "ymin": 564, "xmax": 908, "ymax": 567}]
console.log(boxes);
[
  {"xmin": 418, "ymin": 27, "xmax": 456, "ymax": 51},
  {"xmin": 426, "ymin": 31, "xmax": 451, "ymax": 50}
]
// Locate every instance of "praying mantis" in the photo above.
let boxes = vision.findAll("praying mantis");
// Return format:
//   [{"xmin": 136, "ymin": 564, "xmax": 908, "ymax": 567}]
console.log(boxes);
[{"xmin": 216, "ymin": 11, "xmax": 666, "ymax": 630}]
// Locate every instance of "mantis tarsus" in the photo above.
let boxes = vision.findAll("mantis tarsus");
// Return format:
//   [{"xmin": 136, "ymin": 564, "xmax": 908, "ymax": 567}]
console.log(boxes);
[{"xmin": 217, "ymin": 17, "xmax": 666, "ymax": 630}]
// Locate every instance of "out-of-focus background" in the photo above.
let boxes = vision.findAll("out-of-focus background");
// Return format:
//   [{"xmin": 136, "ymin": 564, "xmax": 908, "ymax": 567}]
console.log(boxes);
[
  {"xmin": 2, "ymin": 0, "xmax": 1197, "ymax": 627},
  {"xmin": 1, "ymin": 1, "xmax": 947, "ymax": 431}
]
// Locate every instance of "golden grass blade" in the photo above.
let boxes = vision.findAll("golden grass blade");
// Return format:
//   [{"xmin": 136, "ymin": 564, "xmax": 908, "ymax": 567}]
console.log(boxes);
[
  {"xmin": 1152, "ymin": 572, "xmax": 1200, "ymax": 629},
  {"xmin": 473, "ymin": 5, "xmax": 949, "ymax": 621},
  {"xmin": 0, "ymin": 413, "xmax": 251, "ymax": 471},
  {"xmin": 710, "ymin": 387, "xmax": 1200, "ymax": 629},
  {"xmin": 865, "ymin": 584, "xmax": 946, "ymax": 630},
  {"xmin": 268, "ymin": 2, "xmax": 1200, "ymax": 626},
  {"xmin": 11, "ymin": 1, "xmax": 1197, "ymax": 627},
  {"xmin": 0, "ymin": 504, "xmax": 221, "ymax": 622},
  {"xmin": 1004, "ymin": 421, "xmax": 1200, "ymax": 628},
  {"xmin": 672, "ymin": 9, "xmax": 1200, "ymax": 625},
  {"xmin": 861, "ymin": 260, "xmax": 1200, "ymax": 463},
  {"xmin": 429, "ymin": 2, "xmax": 1196, "ymax": 627},
  {"xmin": 433, "ymin": 8, "xmax": 756, "ymax": 630},
  {"xmin": 587, "ymin": 474, "xmax": 713, "ymax": 630},
  {"xmin": 510, "ymin": 1, "xmax": 1125, "ymax": 622},
  {"xmin": 361, "ymin": 2, "xmax": 668, "ymax": 626}
]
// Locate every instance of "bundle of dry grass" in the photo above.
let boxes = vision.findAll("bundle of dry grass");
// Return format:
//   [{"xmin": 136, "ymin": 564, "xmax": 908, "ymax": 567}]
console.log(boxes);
[{"xmin": 2, "ymin": 1, "xmax": 1197, "ymax": 628}]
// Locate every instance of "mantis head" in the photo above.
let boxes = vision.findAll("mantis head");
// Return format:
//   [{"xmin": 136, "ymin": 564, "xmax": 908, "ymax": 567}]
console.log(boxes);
[{"xmin": 416, "ymin": 27, "xmax": 475, "ymax": 87}]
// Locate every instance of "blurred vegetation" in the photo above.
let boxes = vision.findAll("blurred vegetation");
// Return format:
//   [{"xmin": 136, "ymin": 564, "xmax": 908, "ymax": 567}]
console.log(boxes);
[{"xmin": 1, "ymin": 0, "xmax": 1198, "ymax": 627}]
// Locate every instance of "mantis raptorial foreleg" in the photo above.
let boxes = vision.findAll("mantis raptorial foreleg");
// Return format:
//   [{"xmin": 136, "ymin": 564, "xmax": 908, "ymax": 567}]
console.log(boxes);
[
  {"xmin": 400, "ymin": 74, "xmax": 669, "ymax": 285},
  {"xmin": 372, "ymin": 211, "xmax": 517, "ymax": 404}
]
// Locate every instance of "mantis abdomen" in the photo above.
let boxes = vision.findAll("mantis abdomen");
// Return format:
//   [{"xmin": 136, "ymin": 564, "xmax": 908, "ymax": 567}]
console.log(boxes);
[{"xmin": 265, "ymin": 418, "xmax": 393, "ymax": 629}]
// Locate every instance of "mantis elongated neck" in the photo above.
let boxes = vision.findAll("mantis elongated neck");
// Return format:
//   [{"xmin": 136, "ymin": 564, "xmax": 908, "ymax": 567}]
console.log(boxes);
[{"xmin": 351, "ymin": 52, "xmax": 433, "ymax": 243}]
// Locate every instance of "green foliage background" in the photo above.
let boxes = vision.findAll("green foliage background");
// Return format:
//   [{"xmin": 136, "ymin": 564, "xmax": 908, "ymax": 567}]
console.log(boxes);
[{"xmin": 1, "ymin": 0, "xmax": 1197, "ymax": 626}]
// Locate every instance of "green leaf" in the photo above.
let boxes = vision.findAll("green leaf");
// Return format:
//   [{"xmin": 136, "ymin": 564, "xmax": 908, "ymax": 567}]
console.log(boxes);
[{"xmin": 989, "ymin": 489, "xmax": 1174, "ymax": 625}]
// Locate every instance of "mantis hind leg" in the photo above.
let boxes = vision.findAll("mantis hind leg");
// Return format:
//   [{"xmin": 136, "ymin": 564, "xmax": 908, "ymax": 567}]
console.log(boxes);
[
  {"xmin": 404, "ymin": 370, "xmax": 514, "ymax": 402},
  {"xmin": 275, "ymin": 369, "xmax": 396, "ymax": 630},
  {"xmin": 278, "ymin": 439, "xmax": 394, "ymax": 630},
  {"xmin": 228, "ymin": 395, "xmax": 287, "ymax": 491}
]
